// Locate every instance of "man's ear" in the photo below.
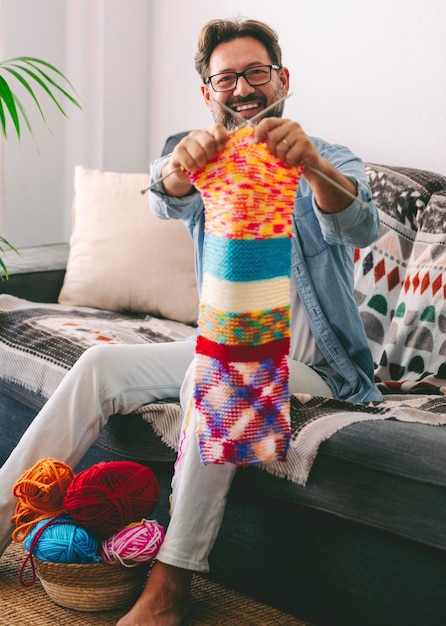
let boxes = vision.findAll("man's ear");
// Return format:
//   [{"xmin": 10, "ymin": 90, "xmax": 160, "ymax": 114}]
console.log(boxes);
[
  {"xmin": 201, "ymin": 84, "xmax": 212, "ymax": 110},
  {"xmin": 279, "ymin": 66, "xmax": 290, "ymax": 93}
]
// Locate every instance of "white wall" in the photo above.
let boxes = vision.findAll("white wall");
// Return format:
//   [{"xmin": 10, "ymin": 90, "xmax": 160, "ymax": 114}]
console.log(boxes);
[
  {"xmin": 1, "ymin": 0, "xmax": 446, "ymax": 249},
  {"xmin": 0, "ymin": 0, "xmax": 151, "ymax": 247},
  {"xmin": 148, "ymin": 0, "xmax": 446, "ymax": 173},
  {"xmin": 1, "ymin": 0, "xmax": 67, "ymax": 246}
]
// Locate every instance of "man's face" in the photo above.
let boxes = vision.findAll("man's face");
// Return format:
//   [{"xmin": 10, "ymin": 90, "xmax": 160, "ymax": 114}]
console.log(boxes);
[{"xmin": 201, "ymin": 37, "xmax": 290, "ymax": 130}]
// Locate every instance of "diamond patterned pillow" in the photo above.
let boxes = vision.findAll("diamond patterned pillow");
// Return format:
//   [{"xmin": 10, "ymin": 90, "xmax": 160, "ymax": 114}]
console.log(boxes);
[{"xmin": 355, "ymin": 164, "xmax": 446, "ymax": 393}]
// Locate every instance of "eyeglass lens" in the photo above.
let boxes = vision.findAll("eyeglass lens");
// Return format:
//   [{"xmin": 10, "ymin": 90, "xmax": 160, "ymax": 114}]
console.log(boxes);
[{"xmin": 211, "ymin": 65, "xmax": 273, "ymax": 92}]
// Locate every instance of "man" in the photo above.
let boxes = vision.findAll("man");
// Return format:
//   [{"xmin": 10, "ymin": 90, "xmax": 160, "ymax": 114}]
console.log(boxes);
[
  {"xmin": 0, "ymin": 17, "xmax": 380, "ymax": 626},
  {"xmin": 117, "ymin": 17, "xmax": 380, "ymax": 626}
]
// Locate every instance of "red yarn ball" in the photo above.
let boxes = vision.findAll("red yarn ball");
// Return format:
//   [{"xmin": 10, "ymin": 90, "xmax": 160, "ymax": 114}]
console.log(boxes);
[{"xmin": 63, "ymin": 461, "xmax": 160, "ymax": 540}]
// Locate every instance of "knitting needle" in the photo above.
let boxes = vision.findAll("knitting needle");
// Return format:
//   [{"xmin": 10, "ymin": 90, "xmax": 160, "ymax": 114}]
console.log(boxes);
[
  {"xmin": 140, "ymin": 96, "xmax": 291, "ymax": 194},
  {"xmin": 248, "ymin": 92, "xmax": 292, "ymax": 124},
  {"xmin": 141, "ymin": 144, "xmax": 368, "ymax": 209},
  {"xmin": 140, "ymin": 166, "xmax": 181, "ymax": 194},
  {"xmin": 142, "ymin": 94, "xmax": 368, "ymax": 209},
  {"xmin": 213, "ymin": 93, "xmax": 292, "ymax": 128},
  {"xmin": 302, "ymin": 162, "xmax": 369, "ymax": 209},
  {"xmin": 213, "ymin": 97, "xmax": 368, "ymax": 209}
]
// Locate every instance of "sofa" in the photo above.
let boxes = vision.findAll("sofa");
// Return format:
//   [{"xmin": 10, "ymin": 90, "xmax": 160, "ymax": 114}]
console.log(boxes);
[{"xmin": 1, "ymin": 136, "xmax": 446, "ymax": 626}]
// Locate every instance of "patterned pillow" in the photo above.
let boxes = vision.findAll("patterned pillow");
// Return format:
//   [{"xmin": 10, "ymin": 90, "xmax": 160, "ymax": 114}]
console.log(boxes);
[{"xmin": 355, "ymin": 164, "xmax": 446, "ymax": 393}]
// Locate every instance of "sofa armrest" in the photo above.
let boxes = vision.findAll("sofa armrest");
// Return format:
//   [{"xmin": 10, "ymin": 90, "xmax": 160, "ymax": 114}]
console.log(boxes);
[{"xmin": 0, "ymin": 243, "xmax": 69, "ymax": 303}]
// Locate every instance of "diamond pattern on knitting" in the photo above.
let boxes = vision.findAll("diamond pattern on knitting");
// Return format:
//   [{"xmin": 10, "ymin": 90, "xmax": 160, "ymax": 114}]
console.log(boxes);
[{"xmin": 194, "ymin": 354, "xmax": 290, "ymax": 464}]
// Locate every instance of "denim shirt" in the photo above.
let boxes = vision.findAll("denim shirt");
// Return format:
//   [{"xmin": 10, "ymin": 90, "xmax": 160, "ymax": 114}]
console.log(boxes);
[{"xmin": 149, "ymin": 136, "xmax": 382, "ymax": 402}]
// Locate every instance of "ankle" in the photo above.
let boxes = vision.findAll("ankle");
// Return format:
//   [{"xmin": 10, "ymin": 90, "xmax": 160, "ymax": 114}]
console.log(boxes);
[
  {"xmin": 116, "ymin": 561, "xmax": 192, "ymax": 626},
  {"xmin": 152, "ymin": 560, "xmax": 193, "ymax": 596}
]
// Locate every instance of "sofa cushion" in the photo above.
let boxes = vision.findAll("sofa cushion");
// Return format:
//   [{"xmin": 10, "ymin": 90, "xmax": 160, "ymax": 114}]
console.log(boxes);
[
  {"xmin": 58, "ymin": 166, "xmax": 199, "ymax": 325},
  {"xmin": 355, "ymin": 164, "xmax": 446, "ymax": 393},
  {"xmin": 0, "ymin": 243, "xmax": 69, "ymax": 303},
  {"xmin": 242, "ymin": 414, "xmax": 446, "ymax": 551}
]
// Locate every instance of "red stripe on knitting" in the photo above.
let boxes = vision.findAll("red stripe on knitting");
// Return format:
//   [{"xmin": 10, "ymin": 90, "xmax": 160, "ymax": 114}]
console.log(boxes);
[{"xmin": 195, "ymin": 335, "xmax": 290, "ymax": 362}]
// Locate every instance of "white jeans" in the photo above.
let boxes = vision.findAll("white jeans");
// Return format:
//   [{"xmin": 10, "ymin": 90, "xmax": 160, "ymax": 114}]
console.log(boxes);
[{"xmin": 0, "ymin": 342, "xmax": 330, "ymax": 569}]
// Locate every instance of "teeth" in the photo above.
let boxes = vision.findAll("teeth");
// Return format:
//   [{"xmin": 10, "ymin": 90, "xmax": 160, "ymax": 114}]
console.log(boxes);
[{"xmin": 235, "ymin": 103, "xmax": 259, "ymax": 112}]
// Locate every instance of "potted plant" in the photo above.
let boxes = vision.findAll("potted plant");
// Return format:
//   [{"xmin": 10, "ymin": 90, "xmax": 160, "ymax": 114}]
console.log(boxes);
[{"xmin": 0, "ymin": 56, "xmax": 81, "ymax": 279}]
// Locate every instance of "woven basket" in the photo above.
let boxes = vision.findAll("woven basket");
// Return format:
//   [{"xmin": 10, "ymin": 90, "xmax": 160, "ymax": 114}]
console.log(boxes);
[{"xmin": 34, "ymin": 558, "xmax": 147, "ymax": 612}]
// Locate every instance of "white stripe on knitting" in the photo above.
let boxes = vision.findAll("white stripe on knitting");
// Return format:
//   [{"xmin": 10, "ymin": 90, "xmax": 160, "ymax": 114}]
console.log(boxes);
[{"xmin": 200, "ymin": 273, "xmax": 290, "ymax": 313}]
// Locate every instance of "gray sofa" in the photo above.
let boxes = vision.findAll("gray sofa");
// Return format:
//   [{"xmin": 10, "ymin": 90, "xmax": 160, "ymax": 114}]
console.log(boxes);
[{"xmin": 1, "ymin": 139, "xmax": 446, "ymax": 625}]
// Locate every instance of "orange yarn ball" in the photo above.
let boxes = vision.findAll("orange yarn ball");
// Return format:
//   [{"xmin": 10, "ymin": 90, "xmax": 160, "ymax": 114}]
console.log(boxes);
[
  {"xmin": 63, "ymin": 461, "xmax": 160, "ymax": 540},
  {"xmin": 12, "ymin": 458, "xmax": 75, "ymax": 542}
]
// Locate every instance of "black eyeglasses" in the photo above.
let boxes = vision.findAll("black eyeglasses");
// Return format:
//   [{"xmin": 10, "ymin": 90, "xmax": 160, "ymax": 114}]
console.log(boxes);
[{"xmin": 205, "ymin": 64, "xmax": 281, "ymax": 92}]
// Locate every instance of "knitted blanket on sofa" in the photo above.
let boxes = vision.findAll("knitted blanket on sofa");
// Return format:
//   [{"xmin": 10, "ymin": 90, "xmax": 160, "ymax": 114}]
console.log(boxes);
[
  {"xmin": 1, "ymin": 163, "xmax": 446, "ymax": 485},
  {"xmin": 1, "ymin": 293, "xmax": 446, "ymax": 487}
]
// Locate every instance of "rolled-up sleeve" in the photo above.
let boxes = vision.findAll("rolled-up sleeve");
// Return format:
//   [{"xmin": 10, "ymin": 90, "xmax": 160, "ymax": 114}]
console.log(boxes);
[
  {"xmin": 310, "ymin": 140, "xmax": 380, "ymax": 248},
  {"xmin": 148, "ymin": 156, "xmax": 200, "ymax": 221}
]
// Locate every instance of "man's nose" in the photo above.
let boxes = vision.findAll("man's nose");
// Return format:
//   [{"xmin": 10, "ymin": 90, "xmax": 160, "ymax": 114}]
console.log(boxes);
[{"xmin": 232, "ymin": 75, "xmax": 256, "ymax": 97}]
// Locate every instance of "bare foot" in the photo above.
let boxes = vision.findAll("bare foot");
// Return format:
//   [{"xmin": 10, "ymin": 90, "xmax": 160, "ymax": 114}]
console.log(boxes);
[{"xmin": 116, "ymin": 561, "xmax": 192, "ymax": 626}]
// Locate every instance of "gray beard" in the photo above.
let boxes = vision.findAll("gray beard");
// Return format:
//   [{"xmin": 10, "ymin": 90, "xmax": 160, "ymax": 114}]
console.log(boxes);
[{"xmin": 211, "ymin": 86, "xmax": 285, "ymax": 130}]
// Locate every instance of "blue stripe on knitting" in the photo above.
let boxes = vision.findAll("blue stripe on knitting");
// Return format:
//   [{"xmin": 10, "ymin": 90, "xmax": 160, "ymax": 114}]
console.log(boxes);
[{"xmin": 204, "ymin": 234, "xmax": 291, "ymax": 281}]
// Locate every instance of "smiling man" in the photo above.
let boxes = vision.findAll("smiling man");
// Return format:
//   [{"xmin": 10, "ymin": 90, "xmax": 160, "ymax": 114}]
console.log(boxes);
[
  {"xmin": 118, "ymin": 16, "xmax": 381, "ymax": 626},
  {"xmin": 0, "ymin": 18, "xmax": 380, "ymax": 626},
  {"xmin": 159, "ymin": 19, "xmax": 364, "ymax": 215}
]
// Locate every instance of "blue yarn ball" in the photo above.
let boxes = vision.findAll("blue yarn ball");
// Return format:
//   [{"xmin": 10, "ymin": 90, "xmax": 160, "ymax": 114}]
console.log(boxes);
[{"xmin": 24, "ymin": 514, "xmax": 100, "ymax": 564}]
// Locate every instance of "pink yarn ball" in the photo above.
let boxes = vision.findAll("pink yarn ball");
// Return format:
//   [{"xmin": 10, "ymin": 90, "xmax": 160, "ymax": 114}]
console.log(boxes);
[{"xmin": 100, "ymin": 519, "xmax": 165, "ymax": 567}]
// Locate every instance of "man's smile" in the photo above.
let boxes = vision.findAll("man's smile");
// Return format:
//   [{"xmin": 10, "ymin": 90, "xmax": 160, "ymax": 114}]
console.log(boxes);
[
  {"xmin": 234, "ymin": 102, "xmax": 259, "ymax": 112},
  {"xmin": 229, "ymin": 98, "xmax": 265, "ymax": 118}
]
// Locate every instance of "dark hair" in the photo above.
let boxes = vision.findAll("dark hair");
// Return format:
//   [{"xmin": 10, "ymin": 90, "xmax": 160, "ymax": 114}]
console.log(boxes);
[{"xmin": 194, "ymin": 18, "xmax": 282, "ymax": 83}]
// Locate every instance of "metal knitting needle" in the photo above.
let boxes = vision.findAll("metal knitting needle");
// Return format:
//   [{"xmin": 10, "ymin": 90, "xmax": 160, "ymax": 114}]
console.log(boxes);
[
  {"xmin": 212, "ymin": 93, "xmax": 293, "ymax": 128},
  {"xmin": 142, "ymin": 93, "xmax": 368, "ymax": 208},
  {"xmin": 301, "ymin": 162, "xmax": 369, "ymax": 209},
  {"xmin": 140, "ymin": 166, "xmax": 181, "ymax": 194},
  {"xmin": 141, "ymin": 143, "xmax": 367, "ymax": 209},
  {"xmin": 213, "ymin": 97, "xmax": 368, "ymax": 208},
  {"xmin": 248, "ymin": 92, "xmax": 293, "ymax": 124},
  {"xmin": 140, "ymin": 95, "xmax": 292, "ymax": 194}
]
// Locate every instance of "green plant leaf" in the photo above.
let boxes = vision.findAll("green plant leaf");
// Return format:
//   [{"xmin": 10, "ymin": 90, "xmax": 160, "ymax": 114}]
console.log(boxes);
[
  {"xmin": 8, "ymin": 64, "xmax": 71, "ymax": 118},
  {"xmin": 0, "ymin": 236, "xmax": 18, "ymax": 253},
  {"xmin": 1, "ymin": 65, "xmax": 46, "ymax": 122},
  {"xmin": 0, "ymin": 55, "xmax": 82, "ymax": 140},
  {"xmin": 8, "ymin": 56, "xmax": 80, "ymax": 92},
  {"xmin": 0, "ymin": 56, "xmax": 80, "ymax": 278},
  {"xmin": 0, "ymin": 75, "xmax": 21, "ymax": 137},
  {"xmin": 0, "ymin": 258, "xmax": 9, "ymax": 281},
  {"xmin": 0, "ymin": 236, "xmax": 19, "ymax": 281},
  {"xmin": 14, "ymin": 95, "xmax": 36, "ymax": 140},
  {"xmin": 24, "ymin": 58, "xmax": 82, "ymax": 109},
  {"xmin": 0, "ymin": 98, "xmax": 7, "ymax": 135}
]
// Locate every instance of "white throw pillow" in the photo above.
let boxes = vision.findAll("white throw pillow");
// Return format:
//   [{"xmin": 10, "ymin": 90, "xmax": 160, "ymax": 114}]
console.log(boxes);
[{"xmin": 58, "ymin": 166, "xmax": 199, "ymax": 325}]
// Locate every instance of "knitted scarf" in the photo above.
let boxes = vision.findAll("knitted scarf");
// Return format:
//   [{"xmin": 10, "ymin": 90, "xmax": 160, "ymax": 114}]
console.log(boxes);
[{"xmin": 188, "ymin": 126, "xmax": 303, "ymax": 465}]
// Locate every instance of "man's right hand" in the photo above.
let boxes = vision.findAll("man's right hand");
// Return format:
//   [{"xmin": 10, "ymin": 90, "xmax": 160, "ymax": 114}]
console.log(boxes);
[{"xmin": 162, "ymin": 124, "xmax": 228, "ymax": 197}]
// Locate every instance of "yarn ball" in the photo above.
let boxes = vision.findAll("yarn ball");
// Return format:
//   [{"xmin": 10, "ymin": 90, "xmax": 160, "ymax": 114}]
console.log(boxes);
[
  {"xmin": 23, "ymin": 515, "xmax": 100, "ymax": 564},
  {"xmin": 12, "ymin": 458, "xmax": 75, "ymax": 542},
  {"xmin": 63, "ymin": 461, "xmax": 160, "ymax": 540},
  {"xmin": 100, "ymin": 519, "xmax": 165, "ymax": 567}
]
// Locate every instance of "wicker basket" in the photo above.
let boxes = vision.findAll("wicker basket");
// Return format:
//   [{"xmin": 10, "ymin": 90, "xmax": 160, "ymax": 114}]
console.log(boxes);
[{"xmin": 34, "ymin": 558, "xmax": 148, "ymax": 612}]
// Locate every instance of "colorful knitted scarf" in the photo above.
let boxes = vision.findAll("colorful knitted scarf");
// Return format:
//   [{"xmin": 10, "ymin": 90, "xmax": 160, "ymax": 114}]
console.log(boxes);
[{"xmin": 188, "ymin": 126, "xmax": 304, "ymax": 465}]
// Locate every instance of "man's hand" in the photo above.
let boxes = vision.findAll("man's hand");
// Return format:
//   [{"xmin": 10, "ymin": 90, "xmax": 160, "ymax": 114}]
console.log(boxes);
[
  {"xmin": 255, "ymin": 117, "xmax": 323, "ymax": 171},
  {"xmin": 255, "ymin": 117, "xmax": 357, "ymax": 214},
  {"xmin": 162, "ymin": 124, "xmax": 228, "ymax": 197}
]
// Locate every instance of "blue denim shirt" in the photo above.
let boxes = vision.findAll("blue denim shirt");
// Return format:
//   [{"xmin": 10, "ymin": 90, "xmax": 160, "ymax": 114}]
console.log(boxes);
[{"xmin": 149, "ymin": 136, "xmax": 382, "ymax": 402}]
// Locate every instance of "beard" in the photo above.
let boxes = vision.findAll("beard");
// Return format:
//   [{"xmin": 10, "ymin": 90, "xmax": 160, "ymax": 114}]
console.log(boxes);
[{"xmin": 211, "ymin": 84, "xmax": 286, "ymax": 130}]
